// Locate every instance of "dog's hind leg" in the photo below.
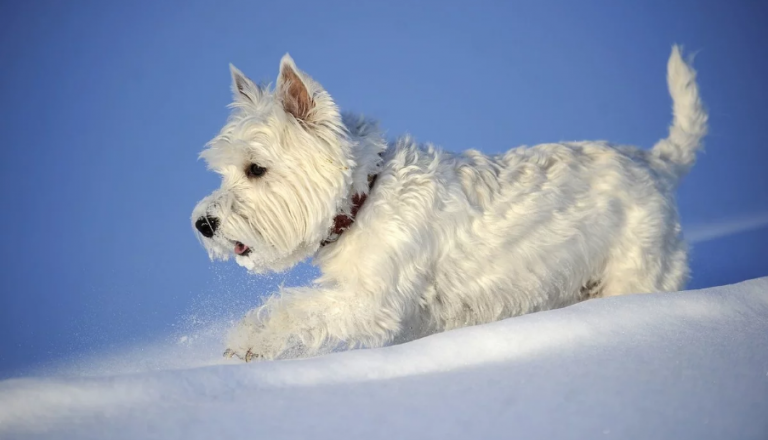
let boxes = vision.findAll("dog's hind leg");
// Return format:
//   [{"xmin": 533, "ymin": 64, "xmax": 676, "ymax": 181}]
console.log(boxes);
[{"xmin": 599, "ymin": 231, "xmax": 689, "ymax": 297}]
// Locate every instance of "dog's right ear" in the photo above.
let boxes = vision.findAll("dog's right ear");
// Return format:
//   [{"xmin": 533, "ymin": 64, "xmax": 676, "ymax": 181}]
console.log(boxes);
[
  {"xmin": 277, "ymin": 54, "xmax": 313, "ymax": 122},
  {"xmin": 230, "ymin": 64, "xmax": 256, "ymax": 103}
]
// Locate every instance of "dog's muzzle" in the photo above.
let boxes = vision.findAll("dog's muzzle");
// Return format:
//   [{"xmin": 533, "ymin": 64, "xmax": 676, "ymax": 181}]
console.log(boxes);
[{"xmin": 195, "ymin": 216, "xmax": 219, "ymax": 238}]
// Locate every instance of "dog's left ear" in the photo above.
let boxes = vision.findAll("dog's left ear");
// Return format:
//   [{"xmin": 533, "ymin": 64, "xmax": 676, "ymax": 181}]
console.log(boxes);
[
  {"xmin": 230, "ymin": 64, "xmax": 257, "ymax": 103},
  {"xmin": 277, "ymin": 54, "xmax": 313, "ymax": 121}
]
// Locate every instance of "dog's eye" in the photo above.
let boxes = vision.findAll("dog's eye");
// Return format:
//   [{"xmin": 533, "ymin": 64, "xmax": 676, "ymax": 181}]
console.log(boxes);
[{"xmin": 246, "ymin": 163, "xmax": 267, "ymax": 178}]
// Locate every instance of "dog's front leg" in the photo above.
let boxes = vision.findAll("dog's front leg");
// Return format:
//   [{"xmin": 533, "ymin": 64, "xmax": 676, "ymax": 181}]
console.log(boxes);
[{"xmin": 223, "ymin": 285, "xmax": 400, "ymax": 361}]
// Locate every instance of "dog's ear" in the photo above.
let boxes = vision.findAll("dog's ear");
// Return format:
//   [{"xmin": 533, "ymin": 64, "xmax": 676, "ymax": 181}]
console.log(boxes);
[
  {"xmin": 230, "ymin": 64, "xmax": 256, "ymax": 103},
  {"xmin": 277, "ymin": 54, "xmax": 313, "ymax": 121}
]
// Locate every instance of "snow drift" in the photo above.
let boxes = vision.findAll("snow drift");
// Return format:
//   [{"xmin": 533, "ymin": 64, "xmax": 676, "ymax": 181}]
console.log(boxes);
[{"xmin": 1, "ymin": 277, "xmax": 767, "ymax": 440}]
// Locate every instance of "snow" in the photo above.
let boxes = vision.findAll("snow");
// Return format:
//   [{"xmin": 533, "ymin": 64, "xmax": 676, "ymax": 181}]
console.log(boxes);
[{"xmin": 1, "ymin": 278, "xmax": 767, "ymax": 440}]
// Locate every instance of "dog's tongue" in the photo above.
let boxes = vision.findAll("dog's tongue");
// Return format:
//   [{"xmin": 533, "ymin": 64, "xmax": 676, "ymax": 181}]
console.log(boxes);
[{"xmin": 234, "ymin": 242, "xmax": 250, "ymax": 255}]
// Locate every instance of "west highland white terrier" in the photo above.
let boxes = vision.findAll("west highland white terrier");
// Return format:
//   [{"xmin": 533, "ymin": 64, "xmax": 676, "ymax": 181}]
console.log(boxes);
[{"xmin": 192, "ymin": 46, "xmax": 707, "ymax": 361}]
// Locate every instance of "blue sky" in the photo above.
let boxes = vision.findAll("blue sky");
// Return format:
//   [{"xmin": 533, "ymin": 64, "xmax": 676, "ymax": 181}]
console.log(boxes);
[{"xmin": 1, "ymin": 1, "xmax": 766, "ymax": 377}]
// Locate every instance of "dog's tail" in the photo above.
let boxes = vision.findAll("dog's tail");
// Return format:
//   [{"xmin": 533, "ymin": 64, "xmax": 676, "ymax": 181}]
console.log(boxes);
[{"xmin": 651, "ymin": 45, "xmax": 708, "ymax": 181}]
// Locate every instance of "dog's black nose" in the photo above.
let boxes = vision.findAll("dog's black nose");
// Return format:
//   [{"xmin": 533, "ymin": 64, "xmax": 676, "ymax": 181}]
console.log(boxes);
[{"xmin": 195, "ymin": 216, "xmax": 219, "ymax": 238}]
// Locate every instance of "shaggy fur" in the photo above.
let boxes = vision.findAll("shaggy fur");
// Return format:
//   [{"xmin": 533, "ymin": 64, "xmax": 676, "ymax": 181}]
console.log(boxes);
[{"xmin": 192, "ymin": 46, "xmax": 707, "ymax": 361}]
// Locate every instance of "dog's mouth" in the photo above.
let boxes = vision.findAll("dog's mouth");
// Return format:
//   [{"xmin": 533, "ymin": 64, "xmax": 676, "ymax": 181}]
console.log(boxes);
[{"xmin": 234, "ymin": 241, "xmax": 251, "ymax": 256}]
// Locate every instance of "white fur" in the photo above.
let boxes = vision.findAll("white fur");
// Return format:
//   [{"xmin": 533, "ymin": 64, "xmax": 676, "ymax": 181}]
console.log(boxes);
[{"xmin": 192, "ymin": 47, "xmax": 707, "ymax": 360}]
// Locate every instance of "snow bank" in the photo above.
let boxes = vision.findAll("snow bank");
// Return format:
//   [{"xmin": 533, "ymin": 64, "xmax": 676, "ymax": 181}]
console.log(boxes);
[{"xmin": 1, "ymin": 278, "xmax": 767, "ymax": 440}]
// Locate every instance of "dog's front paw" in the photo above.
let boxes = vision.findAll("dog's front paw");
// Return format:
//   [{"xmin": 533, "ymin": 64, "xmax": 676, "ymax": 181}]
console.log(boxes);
[
  {"xmin": 223, "ymin": 347, "xmax": 264, "ymax": 362},
  {"xmin": 222, "ymin": 308, "xmax": 276, "ymax": 362}
]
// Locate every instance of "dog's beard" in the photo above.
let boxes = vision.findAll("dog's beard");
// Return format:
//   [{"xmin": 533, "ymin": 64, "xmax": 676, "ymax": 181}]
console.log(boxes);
[{"xmin": 193, "ymin": 188, "xmax": 330, "ymax": 274}]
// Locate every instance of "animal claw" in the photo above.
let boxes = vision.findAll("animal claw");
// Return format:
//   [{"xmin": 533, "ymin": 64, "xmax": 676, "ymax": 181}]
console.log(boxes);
[{"xmin": 223, "ymin": 348, "xmax": 262, "ymax": 362}]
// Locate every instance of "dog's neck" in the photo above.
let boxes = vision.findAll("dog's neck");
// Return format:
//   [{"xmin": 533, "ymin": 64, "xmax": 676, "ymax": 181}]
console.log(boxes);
[
  {"xmin": 320, "ymin": 114, "xmax": 387, "ymax": 246},
  {"xmin": 343, "ymin": 113, "xmax": 387, "ymax": 195}
]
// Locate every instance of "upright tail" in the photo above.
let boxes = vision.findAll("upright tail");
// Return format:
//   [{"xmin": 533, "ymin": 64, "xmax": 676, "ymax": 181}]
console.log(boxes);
[{"xmin": 652, "ymin": 45, "xmax": 708, "ymax": 181}]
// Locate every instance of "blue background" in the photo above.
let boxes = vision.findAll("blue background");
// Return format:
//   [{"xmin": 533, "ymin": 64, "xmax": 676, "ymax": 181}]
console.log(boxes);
[{"xmin": 1, "ymin": 1, "xmax": 766, "ymax": 377}]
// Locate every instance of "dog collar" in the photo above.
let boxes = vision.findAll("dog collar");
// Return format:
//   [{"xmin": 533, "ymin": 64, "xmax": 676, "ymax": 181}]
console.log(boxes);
[{"xmin": 321, "ymin": 174, "xmax": 377, "ymax": 247}]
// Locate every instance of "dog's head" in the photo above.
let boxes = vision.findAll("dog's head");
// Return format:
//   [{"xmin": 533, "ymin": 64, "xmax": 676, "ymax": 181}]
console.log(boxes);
[{"xmin": 191, "ymin": 55, "xmax": 355, "ymax": 273}]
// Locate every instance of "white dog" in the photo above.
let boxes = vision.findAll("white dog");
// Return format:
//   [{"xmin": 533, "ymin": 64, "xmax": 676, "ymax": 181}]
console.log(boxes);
[{"xmin": 192, "ymin": 46, "xmax": 707, "ymax": 361}]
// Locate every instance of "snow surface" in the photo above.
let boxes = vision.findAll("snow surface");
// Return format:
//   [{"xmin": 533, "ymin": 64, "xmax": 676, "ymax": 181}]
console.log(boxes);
[{"xmin": 1, "ymin": 278, "xmax": 767, "ymax": 440}]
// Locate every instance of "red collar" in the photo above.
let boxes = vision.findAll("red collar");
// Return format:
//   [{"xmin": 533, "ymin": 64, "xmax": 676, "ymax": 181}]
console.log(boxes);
[{"xmin": 321, "ymin": 174, "xmax": 377, "ymax": 247}]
